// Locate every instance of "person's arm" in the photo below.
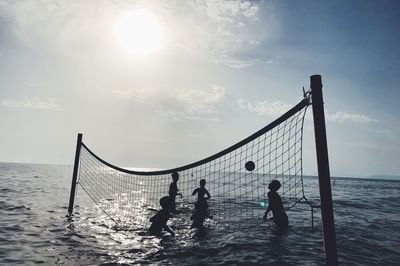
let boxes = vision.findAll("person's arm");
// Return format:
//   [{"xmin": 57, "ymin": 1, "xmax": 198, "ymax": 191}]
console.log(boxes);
[
  {"xmin": 192, "ymin": 188, "xmax": 198, "ymax": 196},
  {"xmin": 263, "ymin": 204, "xmax": 271, "ymax": 220},
  {"xmin": 205, "ymin": 189, "xmax": 211, "ymax": 199},
  {"xmin": 263, "ymin": 193, "xmax": 273, "ymax": 220},
  {"xmin": 266, "ymin": 204, "xmax": 271, "ymax": 214},
  {"xmin": 163, "ymin": 225, "xmax": 175, "ymax": 236},
  {"xmin": 175, "ymin": 187, "xmax": 183, "ymax": 198}
]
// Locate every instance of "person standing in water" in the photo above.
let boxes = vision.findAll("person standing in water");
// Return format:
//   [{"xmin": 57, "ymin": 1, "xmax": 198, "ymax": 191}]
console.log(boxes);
[
  {"xmin": 263, "ymin": 180, "xmax": 288, "ymax": 228},
  {"xmin": 169, "ymin": 172, "xmax": 183, "ymax": 213},
  {"xmin": 149, "ymin": 196, "xmax": 175, "ymax": 236},
  {"xmin": 192, "ymin": 179, "xmax": 211, "ymax": 209},
  {"xmin": 191, "ymin": 179, "xmax": 211, "ymax": 228}
]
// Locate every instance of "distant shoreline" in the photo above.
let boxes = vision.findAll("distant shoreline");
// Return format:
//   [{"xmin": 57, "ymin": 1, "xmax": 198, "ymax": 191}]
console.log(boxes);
[
  {"xmin": 298, "ymin": 175, "xmax": 400, "ymax": 182},
  {"xmin": 1, "ymin": 161, "xmax": 399, "ymax": 181}
]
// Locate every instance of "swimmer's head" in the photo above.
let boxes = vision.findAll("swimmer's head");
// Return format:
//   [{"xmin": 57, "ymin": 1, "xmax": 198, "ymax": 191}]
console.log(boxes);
[
  {"xmin": 268, "ymin": 180, "xmax": 281, "ymax": 192},
  {"xmin": 200, "ymin": 179, "xmax": 206, "ymax": 187},
  {"xmin": 171, "ymin": 172, "xmax": 179, "ymax": 181},
  {"xmin": 160, "ymin": 196, "xmax": 170, "ymax": 209}
]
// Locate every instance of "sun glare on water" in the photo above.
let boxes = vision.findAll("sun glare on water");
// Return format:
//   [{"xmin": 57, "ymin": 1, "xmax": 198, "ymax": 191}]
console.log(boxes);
[{"xmin": 114, "ymin": 10, "xmax": 163, "ymax": 57}]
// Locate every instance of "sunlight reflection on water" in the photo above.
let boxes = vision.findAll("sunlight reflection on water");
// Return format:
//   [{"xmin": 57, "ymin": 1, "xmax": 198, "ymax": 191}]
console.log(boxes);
[{"xmin": 1, "ymin": 163, "xmax": 400, "ymax": 265}]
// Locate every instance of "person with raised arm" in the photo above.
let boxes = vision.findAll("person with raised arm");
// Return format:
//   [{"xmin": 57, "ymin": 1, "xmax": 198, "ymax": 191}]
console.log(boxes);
[{"xmin": 191, "ymin": 179, "xmax": 212, "ymax": 228}]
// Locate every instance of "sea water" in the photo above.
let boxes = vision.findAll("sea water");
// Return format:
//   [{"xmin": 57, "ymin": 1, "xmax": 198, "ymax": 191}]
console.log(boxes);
[{"xmin": 0, "ymin": 162, "xmax": 399, "ymax": 265}]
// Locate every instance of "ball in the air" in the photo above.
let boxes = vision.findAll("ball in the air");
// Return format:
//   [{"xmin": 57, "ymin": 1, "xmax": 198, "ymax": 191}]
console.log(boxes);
[{"xmin": 245, "ymin": 161, "xmax": 255, "ymax": 171}]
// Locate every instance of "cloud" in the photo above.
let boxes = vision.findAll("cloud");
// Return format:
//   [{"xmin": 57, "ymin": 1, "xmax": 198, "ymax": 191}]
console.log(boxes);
[
  {"xmin": 155, "ymin": 105, "xmax": 219, "ymax": 121},
  {"xmin": 203, "ymin": 0, "xmax": 260, "ymax": 22},
  {"xmin": 325, "ymin": 111, "xmax": 378, "ymax": 124},
  {"xmin": 376, "ymin": 129, "xmax": 392, "ymax": 136},
  {"xmin": 186, "ymin": 103, "xmax": 218, "ymax": 114},
  {"xmin": 236, "ymin": 99, "xmax": 292, "ymax": 116},
  {"xmin": 2, "ymin": 1, "xmax": 96, "ymax": 53},
  {"xmin": 175, "ymin": 85, "xmax": 225, "ymax": 103},
  {"xmin": 180, "ymin": 0, "xmax": 266, "ymax": 55},
  {"xmin": 114, "ymin": 85, "xmax": 225, "ymax": 120},
  {"xmin": 237, "ymin": 99, "xmax": 378, "ymax": 125},
  {"xmin": 1, "ymin": 0, "xmax": 266, "ymax": 58},
  {"xmin": 213, "ymin": 58, "xmax": 277, "ymax": 69},
  {"xmin": 0, "ymin": 97, "xmax": 60, "ymax": 110},
  {"xmin": 113, "ymin": 87, "xmax": 157, "ymax": 102}
]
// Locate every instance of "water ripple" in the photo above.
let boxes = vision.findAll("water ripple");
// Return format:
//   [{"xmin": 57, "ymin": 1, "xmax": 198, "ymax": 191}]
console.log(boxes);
[{"xmin": 1, "ymin": 163, "xmax": 400, "ymax": 265}]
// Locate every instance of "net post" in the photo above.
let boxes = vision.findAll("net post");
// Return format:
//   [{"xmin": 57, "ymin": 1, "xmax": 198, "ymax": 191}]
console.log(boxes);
[
  {"xmin": 311, "ymin": 206, "xmax": 314, "ymax": 228},
  {"xmin": 67, "ymin": 133, "xmax": 83, "ymax": 216},
  {"xmin": 310, "ymin": 75, "xmax": 338, "ymax": 265}
]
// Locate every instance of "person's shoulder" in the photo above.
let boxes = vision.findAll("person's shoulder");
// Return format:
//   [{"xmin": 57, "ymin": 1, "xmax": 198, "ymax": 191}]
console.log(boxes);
[{"xmin": 152, "ymin": 210, "xmax": 162, "ymax": 219}]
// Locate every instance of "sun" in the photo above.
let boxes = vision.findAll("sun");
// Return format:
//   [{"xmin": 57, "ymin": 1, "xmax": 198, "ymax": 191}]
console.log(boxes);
[{"xmin": 114, "ymin": 10, "xmax": 163, "ymax": 56}]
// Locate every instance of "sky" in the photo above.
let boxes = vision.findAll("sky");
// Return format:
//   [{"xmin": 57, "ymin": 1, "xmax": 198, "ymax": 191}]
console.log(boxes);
[{"xmin": 0, "ymin": 0, "xmax": 399, "ymax": 177}]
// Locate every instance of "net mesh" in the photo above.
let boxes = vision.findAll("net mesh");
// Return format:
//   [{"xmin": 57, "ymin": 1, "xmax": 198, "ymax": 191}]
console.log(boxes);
[{"xmin": 77, "ymin": 98, "xmax": 310, "ymax": 230}]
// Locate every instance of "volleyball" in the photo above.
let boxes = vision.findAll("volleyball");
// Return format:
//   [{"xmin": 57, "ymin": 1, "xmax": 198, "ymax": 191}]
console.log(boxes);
[{"xmin": 245, "ymin": 161, "xmax": 255, "ymax": 171}]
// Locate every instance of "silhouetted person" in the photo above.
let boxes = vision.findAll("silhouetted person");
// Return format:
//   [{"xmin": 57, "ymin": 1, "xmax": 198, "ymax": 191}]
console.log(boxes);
[
  {"xmin": 192, "ymin": 179, "xmax": 211, "ymax": 209},
  {"xmin": 263, "ymin": 180, "xmax": 288, "ymax": 228},
  {"xmin": 149, "ymin": 196, "xmax": 175, "ymax": 236},
  {"xmin": 169, "ymin": 172, "xmax": 183, "ymax": 213},
  {"xmin": 191, "ymin": 179, "xmax": 211, "ymax": 229}
]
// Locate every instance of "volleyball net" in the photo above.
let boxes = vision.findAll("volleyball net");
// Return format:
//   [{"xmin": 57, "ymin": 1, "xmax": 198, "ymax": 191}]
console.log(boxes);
[{"xmin": 68, "ymin": 92, "xmax": 317, "ymax": 230}]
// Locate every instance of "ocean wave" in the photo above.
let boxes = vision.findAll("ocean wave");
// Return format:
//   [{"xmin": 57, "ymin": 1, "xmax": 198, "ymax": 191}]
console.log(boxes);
[{"xmin": 1, "ymin": 163, "xmax": 400, "ymax": 265}]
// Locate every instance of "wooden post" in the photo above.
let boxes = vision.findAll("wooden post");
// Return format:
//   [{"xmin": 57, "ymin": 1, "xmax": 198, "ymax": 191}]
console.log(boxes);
[
  {"xmin": 67, "ymin": 133, "xmax": 83, "ymax": 216},
  {"xmin": 311, "ymin": 75, "xmax": 338, "ymax": 265}
]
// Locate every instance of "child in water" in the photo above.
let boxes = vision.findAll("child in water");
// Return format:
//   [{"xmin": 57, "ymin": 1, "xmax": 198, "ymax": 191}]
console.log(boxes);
[
  {"xmin": 149, "ymin": 196, "xmax": 175, "ymax": 236},
  {"xmin": 192, "ymin": 179, "xmax": 211, "ymax": 209},
  {"xmin": 169, "ymin": 172, "xmax": 183, "ymax": 213},
  {"xmin": 191, "ymin": 179, "xmax": 211, "ymax": 228},
  {"xmin": 263, "ymin": 180, "xmax": 289, "ymax": 228}
]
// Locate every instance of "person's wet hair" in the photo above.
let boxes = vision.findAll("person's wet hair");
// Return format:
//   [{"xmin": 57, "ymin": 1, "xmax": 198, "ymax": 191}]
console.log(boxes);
[
  {"xmin": 268, "ymin": 180, "xmax": 281, "ymax": 191},
  {"xmin": 172, "ymin": 172, "xmax": 179, "ymax": 180},
  {"xmin": 160, "ymin": 196, "xmax": 170, "ymax": 208}
]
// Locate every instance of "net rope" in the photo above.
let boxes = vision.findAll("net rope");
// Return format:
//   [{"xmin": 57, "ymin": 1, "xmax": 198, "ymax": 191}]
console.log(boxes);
[{"xmin": 76, "ymin": 96, "xmax": 311, "ymax": 230}]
